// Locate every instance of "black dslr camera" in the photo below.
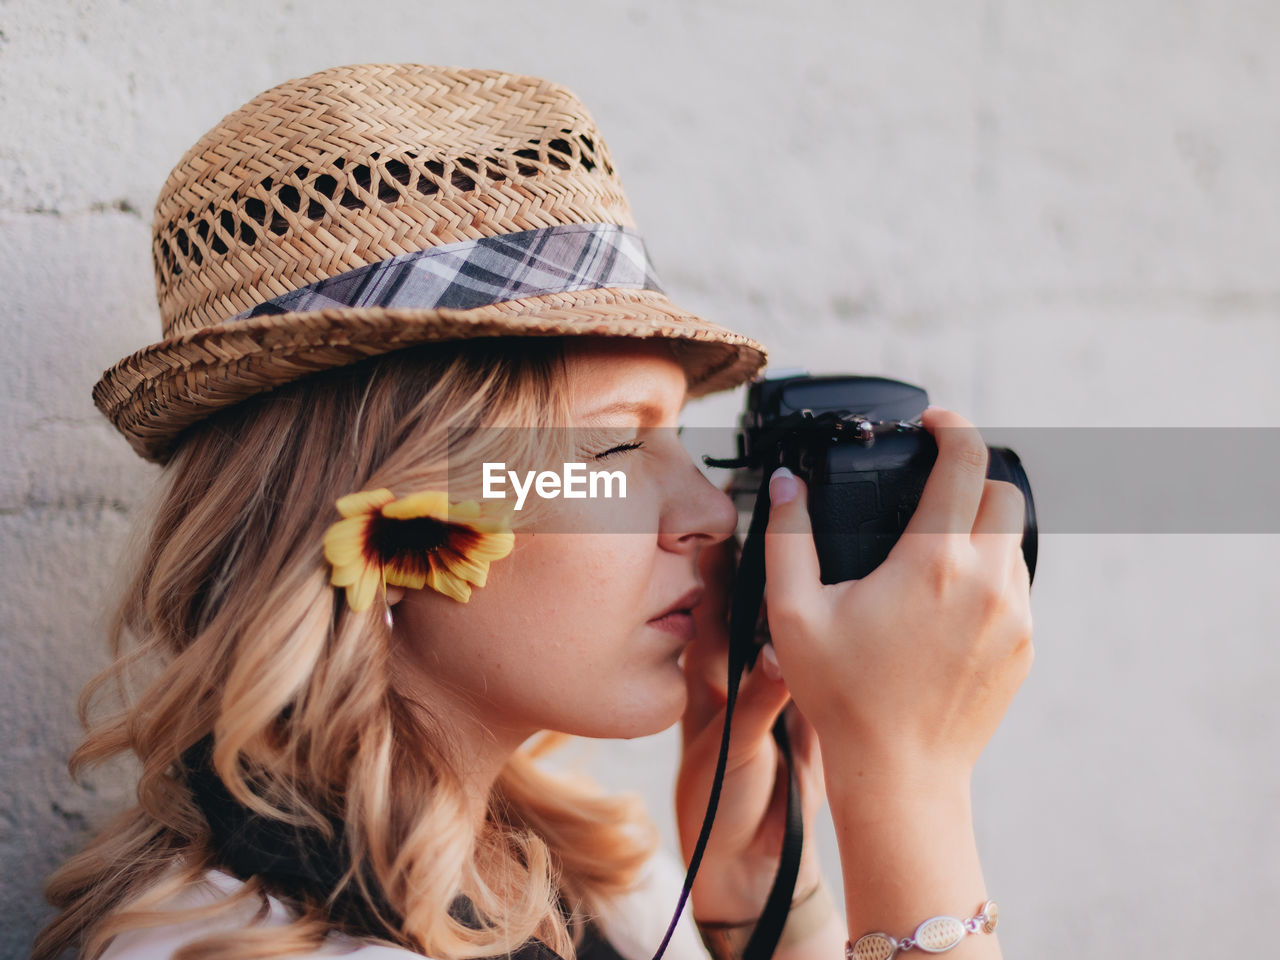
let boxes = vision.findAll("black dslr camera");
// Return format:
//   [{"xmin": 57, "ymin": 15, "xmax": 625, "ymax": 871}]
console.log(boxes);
[{"xmin": 707, "ymin": 371, "xmax": 1037, "ymax": 586}]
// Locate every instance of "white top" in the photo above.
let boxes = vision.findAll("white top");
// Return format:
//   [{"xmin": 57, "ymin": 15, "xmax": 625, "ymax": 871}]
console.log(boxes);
[{"xmin": 99, "ymin": 847, "xmax": 708, "ymax": 960}]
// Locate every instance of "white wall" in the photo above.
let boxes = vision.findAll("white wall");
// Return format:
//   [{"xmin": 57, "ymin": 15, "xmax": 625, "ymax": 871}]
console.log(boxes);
[{"xmin": 2, "ymin": 2, "xmax": 1277, "ymax": 957}]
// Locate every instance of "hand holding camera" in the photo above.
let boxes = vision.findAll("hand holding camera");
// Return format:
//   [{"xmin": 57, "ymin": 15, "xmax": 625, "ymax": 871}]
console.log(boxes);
[
  {"xmin": 673, "ymin": 377, "xmax": 1036, "ymax": 960},
  {"xmin": 761, "ymin": 404, "xmax": 1035, "ymax": 781}
]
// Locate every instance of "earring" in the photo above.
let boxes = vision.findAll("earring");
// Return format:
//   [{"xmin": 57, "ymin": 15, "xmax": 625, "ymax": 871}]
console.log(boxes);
[{"xmin": 384, "ymin": 603, "xmax": 394, "ymax": 630}]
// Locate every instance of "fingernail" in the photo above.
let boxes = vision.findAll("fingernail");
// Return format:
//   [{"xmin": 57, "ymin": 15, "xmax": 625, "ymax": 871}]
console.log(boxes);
[
  {"xmin": 770, "ymin": 466, "xmax": 798, "ymax": 505},
  {"xmin": 760, "ymin": 643, "xmax": 782, "ymax": 681}
]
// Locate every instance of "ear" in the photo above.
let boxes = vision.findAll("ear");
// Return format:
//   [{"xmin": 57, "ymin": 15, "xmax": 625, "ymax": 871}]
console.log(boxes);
[{"xmin": 386, "ymin": 585, "xmax": 406, "ymax": 606}]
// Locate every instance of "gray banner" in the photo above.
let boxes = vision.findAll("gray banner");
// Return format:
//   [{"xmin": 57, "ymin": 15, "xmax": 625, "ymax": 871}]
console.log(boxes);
[{"xmin": 439, "ymin": 426, "xmax": 1280, "ymax": 534}]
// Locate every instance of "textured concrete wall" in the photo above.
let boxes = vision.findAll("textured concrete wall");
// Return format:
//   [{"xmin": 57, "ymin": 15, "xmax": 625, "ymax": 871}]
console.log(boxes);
[{"xmin": 3, "ymin": 2, "xmax": 1278, "ymax": 957}]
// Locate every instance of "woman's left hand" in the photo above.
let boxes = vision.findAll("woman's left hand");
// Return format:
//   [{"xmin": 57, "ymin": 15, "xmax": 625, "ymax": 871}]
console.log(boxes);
[{"xmin": 676, "ymin": 537, "xmax": 828, "ymax": 923}]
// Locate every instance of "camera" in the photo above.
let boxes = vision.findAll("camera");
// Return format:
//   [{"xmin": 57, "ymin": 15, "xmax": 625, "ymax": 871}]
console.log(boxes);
[{"xmin": 707, "ymin": 371, "xmax": 1038, "ymax": 586}]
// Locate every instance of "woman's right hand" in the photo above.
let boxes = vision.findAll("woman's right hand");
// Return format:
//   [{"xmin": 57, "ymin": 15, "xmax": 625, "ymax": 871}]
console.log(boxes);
[{"xmin": 761, "ymin": 406, "xmax": 1034, "ymax": 785}]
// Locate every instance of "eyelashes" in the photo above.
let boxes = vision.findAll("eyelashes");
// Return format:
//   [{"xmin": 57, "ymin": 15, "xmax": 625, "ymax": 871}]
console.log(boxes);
[
  {"xmin": 593, "ymin": 440, "xmax": 645, "ymax": 460},
  {"xmin": 587, "ymin": 426, "xmax": 684, "ymax": 460}
]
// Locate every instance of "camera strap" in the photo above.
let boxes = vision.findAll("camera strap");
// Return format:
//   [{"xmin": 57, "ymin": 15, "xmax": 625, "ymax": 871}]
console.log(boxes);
[{"xmin": 651, "ymin": 468, "xmax": 804, "ymax": 960}]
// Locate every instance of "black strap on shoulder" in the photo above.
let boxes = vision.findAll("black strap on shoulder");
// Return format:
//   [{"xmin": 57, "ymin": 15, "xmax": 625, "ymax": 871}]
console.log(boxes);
[{"xmin": 650, "ymin": 469, "xmax": 804, "ymax": 960}]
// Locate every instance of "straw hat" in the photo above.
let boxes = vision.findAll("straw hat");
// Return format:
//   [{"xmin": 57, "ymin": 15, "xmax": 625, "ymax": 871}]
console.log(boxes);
[{"xmin": 92, "ymin": 63, "xmax": 767, "ymax": 464}]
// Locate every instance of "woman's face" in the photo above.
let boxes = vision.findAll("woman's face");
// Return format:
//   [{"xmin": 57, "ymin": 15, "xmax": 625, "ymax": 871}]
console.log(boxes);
[{"xmin": 390, "ymin": 339, "xmax": 739, "ymax": 749}]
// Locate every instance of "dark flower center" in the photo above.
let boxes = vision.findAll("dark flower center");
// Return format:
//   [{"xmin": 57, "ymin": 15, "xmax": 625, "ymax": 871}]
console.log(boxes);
[{"xmin": 364, "ymin": 513, "xmax": 484, "ymax": 582}]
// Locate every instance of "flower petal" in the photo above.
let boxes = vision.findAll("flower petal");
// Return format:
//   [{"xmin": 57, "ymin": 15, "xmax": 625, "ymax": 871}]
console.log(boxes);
[
  {"xmin": 330, "ymin": 559, "xmax": 370, "ymax": 588},
  {"xmin": 385, "ymin": 562, "xmax": 428, "ymax": 591},
  {"xmin": 323, "ymin": 516, "xmax": 370, "ymax": 567},
  {"xmin": 440, "ymin": 549, "xmax": 490, "ymax": 587},
  {"xmin": 465, "ymin": 530, "xmax": 515, "ymax": 561},
  {"xmin": 448, "ymin": 500, "xmax": 482, "ymax": 521},
  {"xmin": 336, "ymin": 488, "xmax": 395, "ymax": 519},
  {"xmin": 382, "ymin": 491, "xmax": 449, "ymax": 521},
  {"xmin": 427, "ymin": 565, "xmax": 472, "ymax": 603},
  {"xmin": 348, "ymin": 566, "xmax": 384, "ymax": 612},
  {"xmin": 466, "ymin": 504, "xmax": 517, "ymax": 539}
]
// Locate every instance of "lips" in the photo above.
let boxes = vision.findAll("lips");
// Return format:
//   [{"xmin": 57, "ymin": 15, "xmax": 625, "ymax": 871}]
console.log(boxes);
[{"xmin": 649, "ymin": 585, "xmax": 705, "ymax": 623}]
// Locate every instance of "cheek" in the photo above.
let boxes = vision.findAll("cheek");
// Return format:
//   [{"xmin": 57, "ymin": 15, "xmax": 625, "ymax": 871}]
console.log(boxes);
[
  {"xmin": 500, "ymin": 533, "xmax": 652, "ymax": 627},
  {"xmin": 420, "ymin": 535, "xmax": 654, "ymax": 676},
  {"xmin": 394, "ymin": 531, "xmax": 683, "ymax": 737}
]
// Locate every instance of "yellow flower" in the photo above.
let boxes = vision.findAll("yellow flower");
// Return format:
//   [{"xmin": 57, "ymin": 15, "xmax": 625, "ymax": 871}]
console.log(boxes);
[{"xmin": 322, "ymin": 488, "xmax": 515, "ymax": 612}]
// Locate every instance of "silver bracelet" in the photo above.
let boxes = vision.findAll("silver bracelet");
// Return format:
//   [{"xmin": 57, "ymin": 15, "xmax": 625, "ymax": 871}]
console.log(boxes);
[{"xmin": 846, "ymin": 900, "xmax": 999, "ymax": 959}]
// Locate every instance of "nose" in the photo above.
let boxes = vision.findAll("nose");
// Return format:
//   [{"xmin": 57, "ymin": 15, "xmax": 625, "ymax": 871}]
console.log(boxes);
[{"xmin": 656, "ymin": 457, "xmax": 739, "ymax": 554}]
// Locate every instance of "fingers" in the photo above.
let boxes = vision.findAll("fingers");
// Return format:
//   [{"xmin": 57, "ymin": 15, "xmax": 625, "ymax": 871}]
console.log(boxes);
[
  {"xmin": 971, "ymin": 481, "xmax": 1035, "ymax": 672},
  {"xmin": 903, "ymin": 407, "xmax": 989, "ymax": 540},
  {"xmin": 970, "ymin": 478, "xmax": 1028, "ymax": 580},
  {"xmin": 974, "ymin": 477, "xmax": 1034, "ymax": 600},
  {"xmin": 763, "ymin": 468, "xmax": 823, "ymax": 633},
  {"xmin": 972, "ymin": 479, "xmax": 1026, "ymax": 537},
  {"xmin": 683, "ymin": 642, "xmax": 792, "ymax": 769},
  {"xmin": 727, "ymin": 644, "xmax": 793, "ymax": 767}
]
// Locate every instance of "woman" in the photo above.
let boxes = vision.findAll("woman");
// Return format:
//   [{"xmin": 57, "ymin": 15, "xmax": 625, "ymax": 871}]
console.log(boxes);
[{"xmin": 35, "ymin": 64, "xmax": 1032, "ymax": 960}]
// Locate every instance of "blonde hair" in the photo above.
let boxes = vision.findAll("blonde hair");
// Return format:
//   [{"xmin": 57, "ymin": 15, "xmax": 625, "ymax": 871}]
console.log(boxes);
[{"xmin": 35, "ymin": 338, "xmax": 659, "ymax": 960}]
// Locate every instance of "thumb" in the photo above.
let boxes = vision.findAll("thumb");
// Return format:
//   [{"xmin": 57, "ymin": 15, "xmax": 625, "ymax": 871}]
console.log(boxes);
[{"xmin": 763, "ymin": 467, "xmax": 823, "ymax": 624}]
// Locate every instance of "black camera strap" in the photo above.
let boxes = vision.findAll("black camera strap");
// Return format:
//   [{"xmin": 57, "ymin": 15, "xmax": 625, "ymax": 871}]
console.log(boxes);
[{"xmin": 651, "ymin": 469, "xmax": 804, "ymax": 960}]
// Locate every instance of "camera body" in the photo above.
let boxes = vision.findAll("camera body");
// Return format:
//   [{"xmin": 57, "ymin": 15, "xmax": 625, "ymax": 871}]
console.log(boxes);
[{"xmin": 719, "ymin": 372, "xmax": 1037, "ymax": 585}]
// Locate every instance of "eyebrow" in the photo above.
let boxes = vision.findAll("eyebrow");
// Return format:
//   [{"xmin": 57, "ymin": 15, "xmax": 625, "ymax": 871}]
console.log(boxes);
[
  {"xmin": 580, "ymin": 399, "xmax": 665, "ymax": 421},
  {"xmin": 579, "ymin": 394, "xmax": 688, "ymax": 423}
]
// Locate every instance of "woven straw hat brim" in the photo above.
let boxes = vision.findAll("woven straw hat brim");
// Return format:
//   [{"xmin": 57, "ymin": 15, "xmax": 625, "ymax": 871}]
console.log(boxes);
[{"xmin": 93, "ymin": 287, "xmax": 766, "ymax": 465}]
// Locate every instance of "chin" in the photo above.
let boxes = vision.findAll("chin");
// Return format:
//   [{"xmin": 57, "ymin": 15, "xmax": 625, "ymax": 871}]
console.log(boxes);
[
  {"xmin": 619, "ymin": 676, "xmax": 689, "ymax": 739},
  {"xmin": 569, "ymin": 675, "xmax": 688, "ymax": 740}
]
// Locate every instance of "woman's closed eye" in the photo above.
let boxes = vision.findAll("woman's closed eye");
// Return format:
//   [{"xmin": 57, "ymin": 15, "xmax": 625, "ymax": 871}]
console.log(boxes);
[{"xmin": 594, "ymin": 440, "xmax": 645, "ymax": 460}]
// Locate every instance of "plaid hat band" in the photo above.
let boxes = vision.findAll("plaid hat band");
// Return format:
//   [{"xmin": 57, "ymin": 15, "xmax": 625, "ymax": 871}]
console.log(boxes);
[{"xmin": 232, "ymin": 223, "xmax": 664, "ymax": 321}]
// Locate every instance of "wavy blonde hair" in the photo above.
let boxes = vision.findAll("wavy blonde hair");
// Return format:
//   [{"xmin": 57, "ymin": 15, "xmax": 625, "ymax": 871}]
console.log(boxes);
[{"xmin": 34, "ymin": 338, "xmax": 659, "ymax": 960}]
